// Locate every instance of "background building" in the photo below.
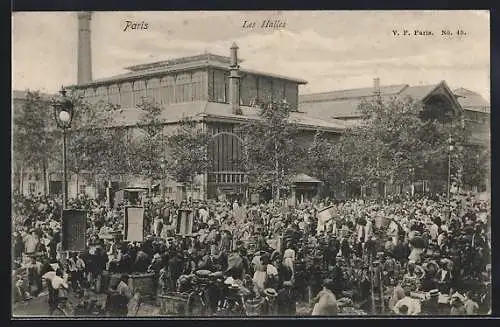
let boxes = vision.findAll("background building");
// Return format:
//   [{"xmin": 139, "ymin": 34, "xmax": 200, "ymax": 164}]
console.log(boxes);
[
  {"xmin": 12, "ymin": 12, "xmax": 490, "ymax": 202},
  {"xmin": 299, "ymin": 79, "xmax": 490, "ymax": 196}
]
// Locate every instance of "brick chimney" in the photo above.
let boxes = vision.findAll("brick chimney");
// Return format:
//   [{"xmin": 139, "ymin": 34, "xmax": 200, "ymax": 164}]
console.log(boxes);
[
  {"xmin": 229, "ymin": 42, "xmax": 242, "ymax": 115},
  {"xmin": 373, "ymin": 77, "xmax": 381, "ymax": 97},
  {"xmin": 77, "ymin": 12, "xmax": 93, "ymax": 84}
]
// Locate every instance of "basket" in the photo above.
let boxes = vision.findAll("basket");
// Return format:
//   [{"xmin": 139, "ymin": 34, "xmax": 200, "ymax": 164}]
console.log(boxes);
[
  {"xmin": 245, "ymin": 298, "xmax": 265, "ymax": 316},
  {"xmin": 158, "ymin": 292, "xmax": 190, "ymax": 316},
  {"xmin": 128, "ymin": 273, "xmax": 155, "ymax": 300}
]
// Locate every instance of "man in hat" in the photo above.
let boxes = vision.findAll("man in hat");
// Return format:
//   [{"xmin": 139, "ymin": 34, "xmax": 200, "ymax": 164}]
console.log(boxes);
[
  {"xmin": 134, "ymin": 245, "xmax": 150, "ymax": 273},
  {"xmin": 449, "ymin": 293, "xmax": 466, "ymax": 315},
  {"xmin": 24, "ymin": 228, "xmax": 39, "ymax": 256},
  {"xmin": 276, "ymin": 280, "xmax": 296, "ymax": 315},
  {"xmin": 421, "ymin": 289, "xmax": 441, "ymax": 315}
]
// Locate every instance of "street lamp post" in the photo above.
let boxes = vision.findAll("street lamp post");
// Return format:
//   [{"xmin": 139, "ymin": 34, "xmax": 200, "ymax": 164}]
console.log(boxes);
[
  {"xmin": 52, "ymin": 87, "xmax": 74, "ymax": 209},
  {"xmin": 447, "ymin": 135, "xmax": 454, "ymax": 204}
]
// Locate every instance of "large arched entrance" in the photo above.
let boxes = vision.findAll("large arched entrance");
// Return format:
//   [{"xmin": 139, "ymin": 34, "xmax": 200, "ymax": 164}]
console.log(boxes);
[{"xmin": 207, "ymin": 132, "xmax": 247, "ymax": 201}]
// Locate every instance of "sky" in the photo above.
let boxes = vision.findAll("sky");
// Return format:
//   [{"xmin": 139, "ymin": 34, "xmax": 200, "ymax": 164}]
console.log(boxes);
[{"xmin": 12, "ymin": 10, "xmax": 490, "ymax": 100}]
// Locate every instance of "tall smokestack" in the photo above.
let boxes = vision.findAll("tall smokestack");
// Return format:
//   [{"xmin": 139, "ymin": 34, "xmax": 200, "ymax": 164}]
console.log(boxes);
[
  {"xmin": 77, "ymin": 12, "xmax": 92, "ymax": 84},
  {"xmin": 229, "ymin": 42, "xmax": 242, "ymax": 115},
  {"xmin": 373, "ymin": 77, "xmax": 381, "ymax": 96}
]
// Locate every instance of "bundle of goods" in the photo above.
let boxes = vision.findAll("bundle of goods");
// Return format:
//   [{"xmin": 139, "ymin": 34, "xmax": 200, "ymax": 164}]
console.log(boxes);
[{"xmin": 158, "ymin": 292, "xmax": 190, "ymax": 316}]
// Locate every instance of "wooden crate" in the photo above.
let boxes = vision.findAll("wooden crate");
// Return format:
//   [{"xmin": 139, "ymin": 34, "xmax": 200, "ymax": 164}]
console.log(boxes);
[
  {"xmin": 158, "ymin": 292, "xmax": 190, "ymax": 316},
  {"xmin": 128, "ymin": 273, "xmax": 155, "ymax": 300}
]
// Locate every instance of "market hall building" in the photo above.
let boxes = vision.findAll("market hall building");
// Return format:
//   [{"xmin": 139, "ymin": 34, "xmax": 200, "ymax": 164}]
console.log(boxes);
[
  {"xmin": 12, "ymin": 12, "xmax": 490, "ymax": 203},
  {"xmin": 69, "ymin": 47, "xmax": 347, "ymax": 201},
  {"xmin": 54, "ymin": 13, "xmax": 343, "ymax": 203}
]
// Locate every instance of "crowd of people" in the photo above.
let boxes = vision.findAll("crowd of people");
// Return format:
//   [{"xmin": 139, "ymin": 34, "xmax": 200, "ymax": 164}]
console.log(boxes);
[{"xmin": 12, "ymin": 189, "xmax": 491, "ymax": 316}]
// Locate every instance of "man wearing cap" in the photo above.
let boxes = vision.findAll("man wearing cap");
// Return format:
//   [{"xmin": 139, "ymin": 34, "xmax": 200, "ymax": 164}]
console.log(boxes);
[{"xmin": 276, "ymin": 281, "xmax": 296, "ymax": 315}]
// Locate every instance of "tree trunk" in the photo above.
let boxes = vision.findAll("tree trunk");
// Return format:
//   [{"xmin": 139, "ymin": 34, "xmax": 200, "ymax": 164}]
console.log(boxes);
[
  {"xmin": 76, "ymin": 173, "xmax": 79, "ymax": 196},
  {"xmin": 42, "ymin": 161, "xmax": 48, "ymax": 195},
  {"xmin": 106, "ymin": 180, "xmax": 111, "ymax": 209},
  {"xmin": 19, "ymin": 163, "xmax": 24, "ymax": 195}
]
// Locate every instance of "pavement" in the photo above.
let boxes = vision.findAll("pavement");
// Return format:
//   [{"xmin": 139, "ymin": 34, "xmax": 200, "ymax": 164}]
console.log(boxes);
[
  {"xmin": 12, "ymin": 289, "xmax": 160, "ymax": 318},
  {"xmin": 12, "ymin": 289, "xmax": 310, "ymax": 317}
]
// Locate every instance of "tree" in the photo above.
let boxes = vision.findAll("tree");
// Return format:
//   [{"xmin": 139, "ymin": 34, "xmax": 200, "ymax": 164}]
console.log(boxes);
[
  {"xmin": 64, "ymin": 98, "xmax": 134, "ymax": 192},
  {"xmin": 238, "ymin": 101, "xmax": 305, "ymax": 200},
  {"xmin": 304, "ymin": 131, "xmax": 343, "ymax": 197},
  {"xmin": 129, "ymin": 98, "xmax": 166, "ymax": 191},
  {"xmin": 164, "ymin": 117, "xmax": 211, "ymax": 197},
  {"xmin": 13, "ymin": 90, "xmax": 57, "ymax": 194},
  {"xmin": 337, "ymin": 95, "xmax": 449, "ymax": 196}
]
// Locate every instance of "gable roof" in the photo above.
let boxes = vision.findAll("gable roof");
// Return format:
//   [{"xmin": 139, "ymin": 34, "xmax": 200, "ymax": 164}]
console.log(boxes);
[
  {"xmin": 453, "ymin": 88, "xmax": 490, "ymax": 113},
  {"xmin": 299, "ymin": 81, "xmax": 462, "ymax": 120},
  {"xmin": 300, "ymin": 84, "xmax": 408, "ymax": 103},
  {"xmin": 399, "ymin": 84, "xmax": 438, "ymax": 101}
]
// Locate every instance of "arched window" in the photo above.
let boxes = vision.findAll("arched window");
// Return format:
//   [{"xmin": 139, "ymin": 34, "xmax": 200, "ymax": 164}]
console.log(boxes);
[{"xmin": 208, "ymin": 132, "xmax": 244, "ymax": 172}]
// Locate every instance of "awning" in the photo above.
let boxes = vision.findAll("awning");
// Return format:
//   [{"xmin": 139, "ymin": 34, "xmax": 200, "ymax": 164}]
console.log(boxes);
[{"xmin": 292, "ymin": 173, "xmax": 322, "ymax": 184}]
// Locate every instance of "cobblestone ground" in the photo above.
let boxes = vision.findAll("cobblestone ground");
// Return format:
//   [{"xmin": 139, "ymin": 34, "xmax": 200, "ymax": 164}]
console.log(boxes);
[{"xmin": 13, "ymin": 290, "xmax": 311, "ymax": 317}]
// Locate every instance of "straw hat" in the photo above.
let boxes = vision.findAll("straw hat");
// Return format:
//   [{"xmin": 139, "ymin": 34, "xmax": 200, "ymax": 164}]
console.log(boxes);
[
  {"xmin": 428, "ymin": 289, "xmax": 440, "ymax": 298},
  {"xmin": 264, "ymin": 288, "xmax": 278, "ymax": 297}
]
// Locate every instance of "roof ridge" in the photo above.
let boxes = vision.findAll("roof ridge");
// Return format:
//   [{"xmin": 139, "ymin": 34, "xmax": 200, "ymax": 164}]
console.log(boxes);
[{"xmin": 301, "ymin": 83, "xmax": 408, "ymax": 96}]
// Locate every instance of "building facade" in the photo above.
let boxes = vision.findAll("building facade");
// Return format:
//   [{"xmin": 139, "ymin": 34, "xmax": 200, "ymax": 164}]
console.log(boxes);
[
  {"xmin": 13, "ymin": 12, "xmax": 489, "ymax": 202},
  {"xmin": 299, "ymin": 79, "xmax": 491, "ymax": 196},
  {"xmin": 66, "ymin": 46, "xmax": 345, "ymax": 202}
]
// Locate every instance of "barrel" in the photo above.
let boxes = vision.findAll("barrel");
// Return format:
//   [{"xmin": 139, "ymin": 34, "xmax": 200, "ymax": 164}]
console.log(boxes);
[{"xmin": 128, "ymin": 273, "xmax": 155, "ymax": 300}]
